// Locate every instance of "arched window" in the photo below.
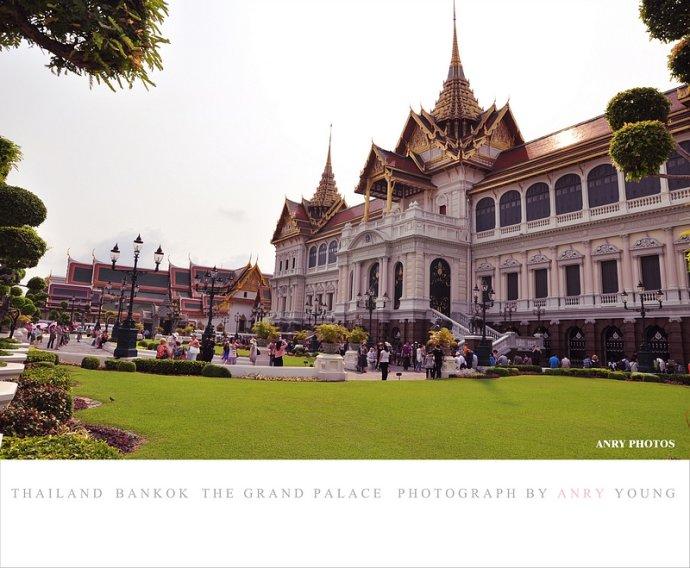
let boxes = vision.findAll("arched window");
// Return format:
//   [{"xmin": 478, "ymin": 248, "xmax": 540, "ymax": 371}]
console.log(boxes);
[
  {"xmin": 328, "ymin": 240, "xmax": 338, "ymax": 264},
  {"xmin": 368, "ymin": 263, "xmax": 380, "ymax": 296},
  {"xmin": 625, "ymin": 176, "xmax": 660, "ymax": 200},
  {"xmin": 308, "ymin": 246, "xmax": 316, "ymax": 268},
  {"xmin": 317, "ymin": 244, "xmax": 327, "ymax": 266},
  {"xmin": 499, "ymin": 190, "xmax": 522, "ymax": 227},
  {"xmin": 394, "ymin": 262, "xmax": 403, "ymax": 310},
  {"xmin": 475, "ymin": 197, "xmax": 496, "ymax": 232},
  {"xmin": 555, "ymin": 174, "xmax": 582, "ymax": 215},
  {"xmin": 666, "ymin": 140, "xmax": 690, "ymax": 191},
  {"xmin": 348, "ymin": 271, "xmax": 354, "ymax": 300},
  {"xmin": 526, "ymin": 183, "xmax": 550, "ymax": 221},
  {"xmin": 587, "ymin": 164, "xmax": 618, "ymax": 208}
]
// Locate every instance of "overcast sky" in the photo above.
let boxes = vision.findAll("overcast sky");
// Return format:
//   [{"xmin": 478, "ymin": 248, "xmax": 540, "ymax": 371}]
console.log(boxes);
[{"xmin": 0, "ymin": 0, "xmax": 677, "ymax": 279}]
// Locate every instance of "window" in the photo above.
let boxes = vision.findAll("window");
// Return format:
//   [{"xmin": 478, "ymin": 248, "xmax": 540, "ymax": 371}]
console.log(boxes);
[
  {"xmin": 439, "ymin": 204, "xmax": 447, "ymax": 215},
  {"xmin": 475, "ymin": 197, "xmax": 496, "ymax": 232},
  {"xmin": 394, "ymin": 262, "xmax": 403, "ymax": 309},
  {"xmin": 534, "ymin": 269, "xmax": 548, "ymax": 299},
  {"xmin": 292, "ymin": 257, "xmax": 295, "ymax": 269},
  {"xmin": 625, "ymin": 176, "xmax": 660, "ymax": 200},
  {"xmin": 555, "ymin": 174, "xmax": 583, "ymax": 215},
  {"xmin": 526, "ymin": 183, "xmax": 550, "ymax": 221},
  {"xmin": 506, "ymin": 272, "xmax": 519, "ymax": 301},
  {"xmin": 349, "ymin": 271, "xmax": 354, "ymax": 300},
  {"xmin": 640, "ymin": 255, "xmax": 662, "ymax": 290},
  {"xmin": 326, "ymin": 293, "xmax": 333, "ymax": 310},
  {"xmin": 317, "ymin": 244, "xmax": 327, "ymax": 266},
  {"xmin": 369, "ymin": 263, "xmax": 380, "ymax": 295},
  {"xmin": 499, "ymin": 190, "xmax": 522, "ymax": 227},
  {"xmin": 480, "ymin": 275, "xmax": 493, "ymax": 302},
  {"xmin": 308, "ymin": 247, "xmax": 316, "ymax": 268},
  {"xmin": 565, "ymin": 265, "xmax": 581, "ymax": 297},
  {"xmin": 278, "ymin": 260, "xmax": 283, "ymax": 272},
  {"xmin": 600, "ymin": 260, "xmax": 618, "ymax": 294},
  {"xmin": 587, "ymin": 164, "xmax": 619, "ymax": 208},
  {"xmin": 666, "ymin": 141, "xmax": 690, "ymax": 191},
  {"xmin": 328, "ymin": 241, "xmax": 338, "ymax": 264}
]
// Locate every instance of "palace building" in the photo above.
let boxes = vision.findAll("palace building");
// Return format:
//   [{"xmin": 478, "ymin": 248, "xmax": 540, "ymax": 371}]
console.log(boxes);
[
  {"xmin": 46, "ymin": 255, "xmax": 271, "ymax": 334},
  {"xmin": 271, "ymin": 12, "xmax": 690, "ymax": 365}
]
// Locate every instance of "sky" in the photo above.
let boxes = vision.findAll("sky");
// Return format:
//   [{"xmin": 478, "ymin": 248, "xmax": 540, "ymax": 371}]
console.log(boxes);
[{"xmin": 0, "ymin": 0, "xmax": 678, "ymax": 279}]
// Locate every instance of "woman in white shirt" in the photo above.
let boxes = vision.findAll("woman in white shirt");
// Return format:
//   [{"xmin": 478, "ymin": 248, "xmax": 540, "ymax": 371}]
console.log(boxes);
[{"xmin": 379, "ymin": 345, "xmax": 390, "ymax": 380}]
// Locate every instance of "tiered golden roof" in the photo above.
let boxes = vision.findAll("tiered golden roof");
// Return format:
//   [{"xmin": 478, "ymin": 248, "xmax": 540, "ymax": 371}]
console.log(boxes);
[{"xmin": 309, "ymin": 127, "xmax": 341, "ymax": 209}]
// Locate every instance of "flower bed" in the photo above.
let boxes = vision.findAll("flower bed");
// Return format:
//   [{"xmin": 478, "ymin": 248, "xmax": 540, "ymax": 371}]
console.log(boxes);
[
  {"xmin": 0, "ymin": 432, "xmax": 119, "ymax": 459},
  {"xmin": 75, "ymin": 423, "xmax": 143, "ymax": 453}
]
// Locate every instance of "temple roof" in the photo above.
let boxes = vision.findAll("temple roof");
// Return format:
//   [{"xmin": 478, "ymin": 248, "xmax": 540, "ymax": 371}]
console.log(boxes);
[
  {"xmin": 430, "ymin": 4, "xmax": 482, "ymax": 133},
  {"xmin": 308, "ymin": 127, "xmax": 342, "ymax": 210}
]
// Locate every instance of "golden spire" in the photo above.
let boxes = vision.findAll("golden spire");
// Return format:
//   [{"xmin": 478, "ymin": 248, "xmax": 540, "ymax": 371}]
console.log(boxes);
[
  {"xmin": 309, "ymin": 124, "xmax": 340, "ymax": 209},
  {"xmin": 431, "ymin": 1, "xmax": 482, "ymax": 135}
]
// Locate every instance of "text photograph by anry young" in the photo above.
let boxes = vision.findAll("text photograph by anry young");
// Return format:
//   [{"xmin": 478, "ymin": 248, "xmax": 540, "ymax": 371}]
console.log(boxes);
[{"xmin": 0, "ymin": 0, "xmax": 689, "ymax": 464}]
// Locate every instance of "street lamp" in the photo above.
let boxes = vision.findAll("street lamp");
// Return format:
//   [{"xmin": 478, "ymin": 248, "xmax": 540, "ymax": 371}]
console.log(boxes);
[
  {"xmin": 499, "ymin": 301, "xmax": 517, "ymax": 331},
  {"xmin": 111, "ymin": 272, "xmax": 130, "ymax": 341},
  {"xmin": 195, "ymin": 266, "xmax": 235, "ymax": 362},
  {"xmin": 532, "ymin": 305, "xmax": 545, "ymax": 337},
  {"xmin": 622, "ymin": 281, "xmax": 663, "ymax": 372},
  {"xmin": 473, "ymin": 283, "xmax": 495, "ymax": 366},
  {"xmin": 251, "ymin": 305, "xmax": 266, "ymax": 324},
  {"xmin": 356, "ymin": 288, "xmax": 387, "ymax": 346},
  {"xmin": 111, "ymin": 235, "xmax": 164, "ymax": 358},
  {"xmin": 94, "ymin": 282, "xmax": 112, "ymax": 331},
  {"xmin": 234, "ymin": 312, "xmax": 241, "ymax": 337}
]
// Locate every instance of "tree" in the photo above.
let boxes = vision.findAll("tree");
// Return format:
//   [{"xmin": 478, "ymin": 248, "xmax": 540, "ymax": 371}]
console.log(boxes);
[
  {"xmin": 6, "ymin": 294, "xmax": 37, "ymax": 338},
  {"xmin": 606, "ymin": 2, "xmax": 690, "ymax": 181},
  {"xmin": 0, "ymin": 0, "xmax": 169, "ymax": 90}
]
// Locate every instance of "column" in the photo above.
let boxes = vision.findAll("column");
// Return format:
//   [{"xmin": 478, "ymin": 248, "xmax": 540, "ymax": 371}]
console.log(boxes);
[
  {"xmin": 353, "ymin": 262, "xmax": 361, "ymax": 298},
  {"xmin": 549, "ymin": 247, "xmax": 560, "ymax": 300},
  {"xmin": 664, "ymin": 228, "xmax": 679, "ymax": 293},
  {"xmin": 363, "ymin": 183, "xmax": 371, "ymax": 222},
  {"xmin": 617, "ymin": 170, "xmax": 627, "ymax": 206},
  {"xmin": 520, "ymin": 190, "xmax": 527, "ymax": 232},
  {"xmin": 521, "ymin": 252, "xmax": 529, "ymax": 302},
  {"xmin": 621, "ymin": 235, "xmax": 633, "ymax": 291},
  {"xmin": 495, "ymin": 200, "xmax": 500, "ymax": 231},
  {"xmin": 386, "ymin": 178, "xmax": 394, "ymax": 213},
  {"xmin": 580, "ymin": 175, "xmax": 590, "ymax": 219},
  {"xmin": 380, "ymin": 256, "xmax": 389, "ymax": 298},
  {"xmin": 660, "ymin": 162, "xmax": 670, "ymax": 197},
  {"xmin": 583, "ymin": 242, "xmax": 594, "ymax": 297},
  {"xmin": 549, "ymin": 184, "xmax": 556, "ymax": 221}
]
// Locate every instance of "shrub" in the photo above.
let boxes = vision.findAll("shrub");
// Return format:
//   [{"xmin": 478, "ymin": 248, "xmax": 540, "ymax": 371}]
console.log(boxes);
[
  {"xmin": 484, "ymin": 366, "xmax": 520, "ymax": 376},
  {"xmin": 669, "ymin": 36, "xmax": 690, "ymax": 84},
  {"xmin": 0, "ymin": 361, "xmax": 6, "ymax": 368},
  {"xmin": 670, "ymin": 374, "xmax": 690, "ymax": 385},
  {"xmin": 201, "ymin": 364, "xmax": 232, "ymax": 378},
  {"xmin": 15, "ymin": 383, "xmax": 73, "ymax": 422},
  {"xmin": 20, "ymin": 366, "xmax": 73, "ymax": 389},
  {"xmin": 315, "ymin": 323, "xmax": 349, "ymax": 344},
  {"xmin": 117, "ymin": 360, "xmax": 136, "ymax": 373},
  {"xmin": 0, "ymin": 406, "xmax": 61, "ymax": 437},
  {"xmin": 608, "ymin": 371, "xmax": 629, "ymax": 381},
  {"xmin": 0, "ymin": 433, "xmax": 120, "ymax": 460},
  {"xmin": 0, "ymin": 134, "xmax": 22, "ymax": 182},
  {"xmin": 347, "ymin": 327, "xmax": 369, "ymax": 345},
  {"xmin": 26, "ymin": 348, "xmax": 59, "ymax": 364},
  {"xmin": 0, "ymin": 185, "xmax": 47, "ymax": 227},
  {"xmin": 511, "ymin": 364, "xmax": 543, "ymax": 374},
  {"xmin": 137, "ymin": 340, "xmax": 159, "ymax": 350},
  {"xmin": 130, "ymin": 358, "xmax": 207, "ymax": 376},
  {"xmin": 0, "ymin": 226, "xmax": 48, "ymax": 269},
  {"xmin": 32, "ymin": 361, "xmax": 55, "ymax": 368},
  {"xmin": 428, "ymin": 327, "xmax": 456, "ymax": 351},
  {"xmin": 605, "ymin": 87, "xmax": 671, "ymax": 131},
  {"xmin": 0, "ymin": 349, "xmax": 11, "ymax": 356},
  {"xmin": 609, "ymin": 120, "xmax": 675, "ymax": 181},
  {"xmin": 81, "ymin": 356, "xmax": 101, "ymax": 370},
  {"xmin": 640, "ymin": 0, "xmax": 690, "ymax": 42},
  {"xmin": 293, "ymin": 330, "xmax": 309, "ymax": 344},
  {"xmin": 252, "ymin": 320, "xmax": 280, "ymax": 340},
  {"xmin": 544, "ymin": 368, "xmax": 611, "ymax": 378},
  {"xmin": 630, "ymin": 372, "xmax": 663, "ymax": 383}
]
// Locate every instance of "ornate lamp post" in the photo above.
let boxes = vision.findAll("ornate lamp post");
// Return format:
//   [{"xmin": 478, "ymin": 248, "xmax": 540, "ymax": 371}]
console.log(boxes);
[
  {"xmin": 251, "ymin": 305, "xmax": 266, "ymax": 324},
  {"xmin": 234, "ymin": 312, "xmax": 241, "ymax": 337},
  {"xmin": 68, "ymin": 296, "xmax": 78, "ymax": 325},
  {"xmin": 356, "ymin": 288, "xmax": 387, "ymax": 346},
  {"xmin": 473, "ymin": 283, "xmax": 495, "ymax": 366},
  {"xmin": 111, "ymin": 236, "xmax": 164, "ymax": 358},
  {"xmin": 499, "ymin": 301, "xmax": 517, "ymax": 331},
  {"xmin": 532, "ymin": 305, "xmax": 545, "ymax": 337},
  {"xmin": 94, "ymin": 282, "xmax": 112, "ymax": 331},
  {"xmin": 111, "ymin": 273, "xmax": 130, "ymax": 341},
  {"xmin": 195, "ymin": 266, "xmax": 234, "ymax": 362},
  {"xmin": 622, "ymin": 281, "xmax": 663, "ymax": 372}
]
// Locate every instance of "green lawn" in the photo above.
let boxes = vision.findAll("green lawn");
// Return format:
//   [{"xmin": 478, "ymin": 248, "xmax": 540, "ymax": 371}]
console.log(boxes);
[{"xmin": 70, "ymin": 368, "xmax": 690, "ymax": 460}]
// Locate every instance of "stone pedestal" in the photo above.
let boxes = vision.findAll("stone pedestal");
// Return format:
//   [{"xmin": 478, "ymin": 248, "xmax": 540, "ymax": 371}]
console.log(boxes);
[
  {"xmin": 314, "ymin": 353, "xmax": 346, "ymax": 382},
  {"xmin": 441, "ymin": 356, "xmax": 457, "ymax": 378},
  {"xmin": 0, "ymin": 381, "xmax": 18, "ymax": 411},
  {"xmin": 343, "ymin": 350, "xmax": 359, "ymax": 371}
]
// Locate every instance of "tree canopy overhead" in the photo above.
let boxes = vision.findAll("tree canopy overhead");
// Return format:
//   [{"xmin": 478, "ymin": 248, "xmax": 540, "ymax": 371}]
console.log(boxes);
[{"xmin": 0, "ymin": 0, "xmax": 169, "ymax": 89}]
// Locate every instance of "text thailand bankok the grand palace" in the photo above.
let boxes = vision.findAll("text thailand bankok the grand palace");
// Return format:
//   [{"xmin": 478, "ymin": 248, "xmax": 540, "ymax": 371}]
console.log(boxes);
[{"xmin": 270, "ymin": 11, "xmax": 690, "ymax": 365}]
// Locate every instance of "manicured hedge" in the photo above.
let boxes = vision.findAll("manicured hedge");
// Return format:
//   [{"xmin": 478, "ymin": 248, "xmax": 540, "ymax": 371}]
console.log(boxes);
[
  {"xmin": 26, "ymin": 348, "xmax": 59, "ymax": 365},
  {"xmin": 130, "ymin": 358, "xmax": 207, "ymax": 376},
  {"xmin": 484, "ymin": 366, "xmax": 520, "ymax": 377},
  {"xmin": 81, "ymin": 356, "xmax": 101, "ymax": 370},
  {"xmin": 0, "ymin": 349, "xmax": 12, "ymax": 356},
  {"xmin": 544, "ymin": 368, "xmax": 611, "ymax": 379},
  {"xmin": 20, "ymin": 366, "xmax": 74, "ymax": 389},
  {"xmin": 137, "ymin": 340, "xmax": 160, "ymax": 351},
  {"xmin": 0, "ymin": 433, "xmax": 120, "ymax": 460},
  {"xmin": 104, "ymin": 358, "xmax": 136, "ymax": 372},
  {"xmin": 510, "ymin": 364, "xmax": 543, "ymax": 374},
  {"xmin": 201, "ymin": 364, "xmax": 232, "ymax": 378}
]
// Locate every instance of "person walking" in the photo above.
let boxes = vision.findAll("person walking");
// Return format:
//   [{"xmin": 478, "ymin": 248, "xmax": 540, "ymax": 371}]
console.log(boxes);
[
  {"xmin": 221, "ymin": 339, "xmax": 230, "ymax": 363},
  {"xmin": 367, "ymin": 347, "xmax": 377, "ymax": 371},
  {"xmin": 54, "ymin": 325, "xmax": 63, "ymax": 350},
  {"xmin": 273, "ymin": 338, "xmax": 286, "ymax": 367},
  {"xmin": 228, "ymin": 340, "xmax": 237, "ymax": 365},
  {"xmin": 415, "ymin": 343, "xmax": 424, "ymax": 372},
  {"xmin": 249, "ymin": 338, "xmax": 259, "ymax": 365},
  {"xmin": 424, "ymin": 350, "xmax": 435, "ymax": 379},
  {"xmin": 401, "ymin": 342, "xmax": 412, "ymax": 371},
  {"xmin": 357, "ymin": 342, "xmax": 367, "ymax": 373},
  {"xmin": 188, "ymin": 337, "xmax": 200, "ymax": 361},
  {"xmin": 47, "ymin": 322, "xmax": 57, "ymax": 349},
  {"xmin": 268, "ymin": 340, "xmax": 276, "ymax": 366},
  {"xmin": 379, "ymin": 344, "xmax": 390, "ymax": 380},
  {"xmin": 432, "ymin": 344, "xmax": 444, "ymax": 379}
]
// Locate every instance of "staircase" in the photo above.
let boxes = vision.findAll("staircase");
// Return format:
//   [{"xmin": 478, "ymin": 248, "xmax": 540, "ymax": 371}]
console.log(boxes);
[{"xmin": 429, "ymin": 309, "xmax": 542, "ymax": 356}]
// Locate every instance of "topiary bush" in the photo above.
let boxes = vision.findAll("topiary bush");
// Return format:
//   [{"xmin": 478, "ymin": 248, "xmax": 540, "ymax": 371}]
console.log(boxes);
[
  {"xmin": 80, "ymin": 356, "xmax": 101, "ymax": 370},
  {"xmin": 609, "ymin": 120, "xmax": 674, "ymax": 181},
  {"xmin": 0, "ymin": 135, "xmax": 21, "ymax": 182},
  {"xmin": 117, "ymin": 360, "xmax": 136, "ymax": 372},
  {"xmin": 605, "ymin": 87, "xmax": 671, "ymax": 131},
  {"xmin": 130, "ymin": 358, "xmax": 207, "ymax": 376},
  {"xmin": 544, "ymin": 368, "xmax": 611, "ymax": 378},
  {"xmin": 26, "ymin": 348, "xmax": 59, "ymax": 365},
  {"xmin": 484, "ymin": 366, "xmax": 520, "ymax": 376},
  {"xmin": 630, "ymin": 372, "xmax": 663, "ymax": 383},
  {"xmin": 32, "ymin": 361, "xmax": 55, "ymax": 368},
  {"xmin": 201, "ymin": 364, "xmax": 232, "ymax": 378},
  {"xmin": 0, "ymin": 185, "xmax": 47, "ymax": 227},
  {"xmin": 608, "ymin": 371, "xmax": 629, "ymax": 381},
  {"xmin": 19, "ymin": 366, "xmax": 73, "ymax": 389},
  {"xmin": 0, "ymin": 433, "xmax": 120, "ymax": 460},
  {"xmin": 511, "ymin": 364, "xmax": 543, "ymax": 374},
  {"xmin": 0, "ymin": 226, "xmax": 48, "ymax": 269},
  {"xmin": 640, "ymin": 0, "xmax": 690, "ymax": 43},
  {"xmin": 669, "ymin": 36, "xmax": 690, "ymax": 84}
]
